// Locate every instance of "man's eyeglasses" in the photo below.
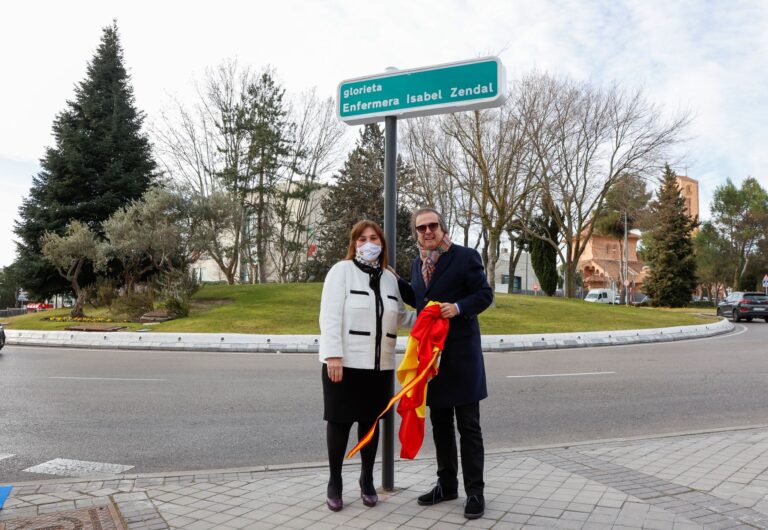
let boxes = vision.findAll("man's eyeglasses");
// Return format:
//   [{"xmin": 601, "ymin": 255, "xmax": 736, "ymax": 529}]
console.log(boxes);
[{"xmin": 415, "ymin": 222, "xmax": 440, "ymax": 234}]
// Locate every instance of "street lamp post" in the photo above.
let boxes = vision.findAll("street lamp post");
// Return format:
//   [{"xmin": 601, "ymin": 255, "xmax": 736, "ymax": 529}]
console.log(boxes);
[
  {"xmin": 624, "ymin": 210, "xmax": 629, "ymax": 305},
  {"xmin": 525, "ymin": 250, "xmax": 528, "ymax": 292}
]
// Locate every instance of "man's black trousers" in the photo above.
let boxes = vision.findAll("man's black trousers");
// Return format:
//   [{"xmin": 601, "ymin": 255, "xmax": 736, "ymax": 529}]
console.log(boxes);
[{"xmin": 430, "ymin": 401, "xmax": 484, "ymax": 496}]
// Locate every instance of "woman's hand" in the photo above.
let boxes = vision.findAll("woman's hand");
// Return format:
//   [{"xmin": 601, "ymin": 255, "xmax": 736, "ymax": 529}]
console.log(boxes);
[{"xmin": 326, "ymin": 357, "xmax": 343, "ymax": 383}]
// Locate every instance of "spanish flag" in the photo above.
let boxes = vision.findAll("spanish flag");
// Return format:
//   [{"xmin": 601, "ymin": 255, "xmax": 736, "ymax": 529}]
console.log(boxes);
[
  {"xmin": 396, "ymin": 302, "xmax": 449, "ymax": 458},
  {"xmin": 347, "ymin": 302, "xmax": 449, "ymax": 460}
]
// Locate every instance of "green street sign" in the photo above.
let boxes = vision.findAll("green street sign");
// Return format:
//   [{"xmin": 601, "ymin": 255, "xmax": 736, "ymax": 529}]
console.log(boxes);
[{"xmin": 337, "ymin": 57, "xmax": 506, "ymax": 125}]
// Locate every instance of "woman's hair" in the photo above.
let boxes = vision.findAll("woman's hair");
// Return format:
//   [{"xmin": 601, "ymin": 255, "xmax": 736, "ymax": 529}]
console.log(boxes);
[{"xmin": 344, "ymin": 219, "xmax": 389, "ymax": 269}]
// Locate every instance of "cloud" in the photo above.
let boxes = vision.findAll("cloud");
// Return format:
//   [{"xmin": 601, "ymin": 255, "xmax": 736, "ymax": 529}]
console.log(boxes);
[
  {"xmin": 1, "ymin": 0, "xmax": 767, "ymax": 266},
  {"xmin": 0, "ymin": 158, "xmax": 37, "ymax": 267}
]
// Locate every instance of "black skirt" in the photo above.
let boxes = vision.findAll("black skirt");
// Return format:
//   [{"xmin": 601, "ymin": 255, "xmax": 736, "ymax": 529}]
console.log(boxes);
[{"xmin": 322, "ymin": 365, "xmax": 393, "ymax": 426}]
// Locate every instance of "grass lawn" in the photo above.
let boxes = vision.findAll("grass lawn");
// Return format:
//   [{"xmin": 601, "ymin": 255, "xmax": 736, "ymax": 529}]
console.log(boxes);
[{"xmin": 2, "ymin": 283, "xmax": 718, "ymax": 335}]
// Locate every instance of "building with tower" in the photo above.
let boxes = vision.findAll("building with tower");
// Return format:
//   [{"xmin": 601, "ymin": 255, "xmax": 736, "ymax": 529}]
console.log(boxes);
[{"xmin": 576, "ymin": 174, "xmax": 699, "ymax": 298}]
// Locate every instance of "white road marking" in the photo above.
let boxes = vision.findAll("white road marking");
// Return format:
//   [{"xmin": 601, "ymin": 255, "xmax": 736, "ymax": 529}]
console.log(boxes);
[
  {"xmin": 507, "ymin": 371, "xmax": 616, "ymax": 379},
  {"xmin": 0, "ymin": 454, "xmax": 15, "ymax": 462},
  {"xmin": 48, "ymin": 376, "xmax": 166, "ymax": 382},
  {"xmin": 681, "ymin": 324, "xmax": 750, "ymax": 342},
  {"xmin": 23, "ymin": 458, "xmax": 133, "ymax": 477}
]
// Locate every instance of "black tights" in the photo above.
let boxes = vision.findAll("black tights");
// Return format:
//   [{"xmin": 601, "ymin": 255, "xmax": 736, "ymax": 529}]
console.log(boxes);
[{"xmin": 326, "ymin": 420, "xmax": 379, "ymax": 497}]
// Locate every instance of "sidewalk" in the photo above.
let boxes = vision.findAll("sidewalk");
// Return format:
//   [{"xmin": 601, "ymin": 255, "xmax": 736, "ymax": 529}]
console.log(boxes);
[{"xmin": 3, "ymin": 425, "xmax": 768, "ymax": 529}]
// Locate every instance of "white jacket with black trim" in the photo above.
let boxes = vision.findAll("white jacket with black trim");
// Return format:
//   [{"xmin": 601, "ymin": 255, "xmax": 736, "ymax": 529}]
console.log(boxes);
[{"xmin": 319, "ymin": 260, "xmax": 415, "ymax": 370}]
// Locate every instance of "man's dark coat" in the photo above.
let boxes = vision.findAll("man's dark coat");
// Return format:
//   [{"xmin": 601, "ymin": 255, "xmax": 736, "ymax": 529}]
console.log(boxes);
[{"xmin": 398, "ymin": 244, "xmax": 493, "ymax": 408}]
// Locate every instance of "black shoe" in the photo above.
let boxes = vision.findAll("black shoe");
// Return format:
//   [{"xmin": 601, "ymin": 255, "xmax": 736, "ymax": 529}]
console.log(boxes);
[
  {"xmin": 417, "ymin": 483, "xmax": 459, "ymax": 506},
  {"xmin": 464, "ymin": 494, "xmax": 485, "ymax": 519}
]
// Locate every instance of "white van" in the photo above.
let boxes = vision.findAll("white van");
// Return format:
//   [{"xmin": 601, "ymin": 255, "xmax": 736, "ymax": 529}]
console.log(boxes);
[{"xmin": 584, "ymin": 289, "xmax": 616, "ymax": 304}]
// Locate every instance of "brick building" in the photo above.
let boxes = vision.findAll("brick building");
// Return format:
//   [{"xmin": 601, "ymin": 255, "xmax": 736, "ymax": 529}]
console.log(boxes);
[{"xmin": 577, "ymin": 175, "xmax": 699, "ymax": 297}]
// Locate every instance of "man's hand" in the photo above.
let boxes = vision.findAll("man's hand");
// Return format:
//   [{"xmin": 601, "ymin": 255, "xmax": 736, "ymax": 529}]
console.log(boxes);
[
  {"xmin": 326, "ymin": 357, "xmax": 343, "ymax": 383},
  {"xmin": 439, "ymin": 302, "xmax": 459, "ymax": 319}
]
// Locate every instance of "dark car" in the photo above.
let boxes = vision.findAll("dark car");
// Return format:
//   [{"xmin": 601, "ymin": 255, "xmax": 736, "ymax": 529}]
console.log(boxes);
[
  {"xmin": 716, "ymin": 292, "xmax": 768, "ymax": 322},
  {"xmin": 0, "ymin": 323, "xmax": 5, "ymax": 350}
]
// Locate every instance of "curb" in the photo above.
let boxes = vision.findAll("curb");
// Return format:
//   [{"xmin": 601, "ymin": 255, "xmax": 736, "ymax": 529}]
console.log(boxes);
[
  {"xmin": 6, "ymin": 422, "xmax": 766, "ymax": 488},
  {"xmin": 5, "ymin": 318, "xmax": 732, "ymax": 353}
]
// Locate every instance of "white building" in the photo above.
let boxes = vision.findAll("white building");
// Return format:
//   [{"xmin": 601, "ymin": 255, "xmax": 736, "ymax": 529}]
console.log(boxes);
[
  {"xmin": 494, "ymin": 248, "xmax": 540, "ymax": 294},
  {"xmin": 191, "ymin": 186, "xmax": 327, "ymax": 284}
]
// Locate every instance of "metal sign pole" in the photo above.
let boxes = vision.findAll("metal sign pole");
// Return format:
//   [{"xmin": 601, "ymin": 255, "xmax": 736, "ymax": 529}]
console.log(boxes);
[
  {"xmin": 382, "ymin": 114, "xmax": 397, "ymax": 491},
  {"xmin": 337, "ymin": 57, "xmax": 507, "ymax": 493}
]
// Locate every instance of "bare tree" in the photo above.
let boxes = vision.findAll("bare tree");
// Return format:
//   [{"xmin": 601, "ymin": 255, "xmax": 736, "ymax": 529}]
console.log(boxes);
[
  {"xmin": 440, "ymin": 93, "xmax": 540, "ymax": 295},
  {"xmin": 153, "ymin": 60, "xmax": 257, "ymax": 284},
  {"xmin": 402, "ymin": 117, "xmax": 459, "ymax": 227},
  {"xmin": 268, "ymin": 90, "xmax": 345, "ymax": 282},
  {"xmin": 505, "ymin": 186, "xmax": 542, "ymax": 293},
  {"xmin": 402, "ymin": 117, "xmax": 483, "ymax": 248},
  {"xmin": 521, "ymin": 73, "xmax": 689, "ymax": 297}
]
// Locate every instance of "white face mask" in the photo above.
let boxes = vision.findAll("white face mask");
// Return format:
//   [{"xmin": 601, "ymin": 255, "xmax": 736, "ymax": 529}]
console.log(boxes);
[{"xmin": 356, "ymin": 241, "xmax": 382, "ymax": 262}]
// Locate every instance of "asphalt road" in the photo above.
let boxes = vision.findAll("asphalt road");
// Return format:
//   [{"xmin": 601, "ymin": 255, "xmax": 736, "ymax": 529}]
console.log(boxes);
[{"xmin": 1, "ymin": 321, "xmax": 767, "ymax": 483}]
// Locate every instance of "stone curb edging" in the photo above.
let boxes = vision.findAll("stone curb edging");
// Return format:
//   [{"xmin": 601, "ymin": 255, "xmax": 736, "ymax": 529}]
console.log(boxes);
[
  {"xmin": 6, "ymin": 422, "xmax": 766, "ymax": 488},
  {"xmin": 5, "ymin": 318, "xmax": 732, "ymax": 353},
  {"xmin": 481, "ymin": 317, "xmax": 733, "ymax": 352}
]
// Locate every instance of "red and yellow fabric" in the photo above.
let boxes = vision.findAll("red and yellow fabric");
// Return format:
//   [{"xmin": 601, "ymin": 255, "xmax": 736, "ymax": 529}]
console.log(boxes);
[{"xmin": 347, "ymin": 302, "xmax": 449, "ymax": 460}]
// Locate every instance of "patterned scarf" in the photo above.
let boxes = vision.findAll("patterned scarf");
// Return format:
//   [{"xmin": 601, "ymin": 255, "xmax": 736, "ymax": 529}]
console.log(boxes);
[{"xmin": 419, "ymin": 234, "xmax": 452, "ymax": 286}]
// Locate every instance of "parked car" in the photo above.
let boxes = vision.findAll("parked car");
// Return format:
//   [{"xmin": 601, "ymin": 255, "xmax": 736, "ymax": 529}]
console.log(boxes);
[
  {"xmin": 25, "ymin": 302, "xmax": 53, "ymax": 312},
  {"xmin": 716, "ymin": 292, "xmax": 768, "ymax": 322},
  {"xmin": 0, "ymin": 323, "xmax": 5, "ymax": 350},
  {"xmin": 584, "ymin": 288, "xmax": 616, "ymax": 304}
]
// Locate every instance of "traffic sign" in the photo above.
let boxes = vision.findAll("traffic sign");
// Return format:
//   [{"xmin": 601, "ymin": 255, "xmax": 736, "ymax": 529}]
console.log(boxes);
[
  {"xmin": 338, "ymin": 57, "xmax": 506, "ymax": 125},
  {"xmin": 623, "ymin": 279, "xmax": 630, "ymax": 287},
  {"xmin": 762, "ymin": 274, "xmax": 768, "ymax": 288},
  {"xmin": 338, "ymin": 57, "xmax": 506, "ymax": 489}
]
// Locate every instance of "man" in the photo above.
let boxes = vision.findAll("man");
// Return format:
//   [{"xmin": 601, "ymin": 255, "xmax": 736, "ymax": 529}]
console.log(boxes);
[{"xmin": 397, "ymin": 207, "xmax": 493, "ymax": 520}]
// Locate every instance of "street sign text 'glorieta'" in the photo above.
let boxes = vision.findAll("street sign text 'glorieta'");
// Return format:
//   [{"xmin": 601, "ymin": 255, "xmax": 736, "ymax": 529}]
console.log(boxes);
[{"xmin": 338, "ymin": 57, "xmax": 506, "ymax": 125}]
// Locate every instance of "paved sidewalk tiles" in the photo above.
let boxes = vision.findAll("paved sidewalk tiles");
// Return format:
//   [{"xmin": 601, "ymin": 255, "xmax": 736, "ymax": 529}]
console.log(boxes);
[{"xmin": 3, "ymin": 427, "xmax": 768, "ymax": 528}]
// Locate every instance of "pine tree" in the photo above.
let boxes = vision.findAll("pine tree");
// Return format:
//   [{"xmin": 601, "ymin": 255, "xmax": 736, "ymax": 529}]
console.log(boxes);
[
  {"xmin": 245, "ymin": 71, "xmax": 292, "ymax": 283},
  {"xmin": 529, "ymin": 211, "xmax": 559, "ymax": 296},
  {"xmin": 312, "ymin": 125, "xmax": 416, "ymax": 279},
  {"xmin": 0, "ymin": 264, "xmax": 21, "ymax": 308},
  {"xmin": 642, "ymin": 165, "xmax": 699, "ymax": 307},
  {"xmin": 14, "ymin": 21, "xmax": 156, "ymax": 298}
]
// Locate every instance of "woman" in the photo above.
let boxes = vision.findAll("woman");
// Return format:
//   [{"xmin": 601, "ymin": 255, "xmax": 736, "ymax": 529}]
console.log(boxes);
[{"xmin": 319, "ymin": 220, "xmax": 415, "ymax": 512}]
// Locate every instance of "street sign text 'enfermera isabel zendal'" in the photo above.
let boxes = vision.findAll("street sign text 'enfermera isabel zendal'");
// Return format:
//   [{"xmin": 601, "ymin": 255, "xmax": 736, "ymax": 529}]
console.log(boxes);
[{"xmin": 337, "ymin": 57, "xmax": 506, "ymax": 125}]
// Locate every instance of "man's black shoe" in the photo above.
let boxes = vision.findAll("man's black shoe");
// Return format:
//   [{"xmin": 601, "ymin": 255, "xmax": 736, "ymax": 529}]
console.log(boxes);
[
  {"xmin": 464, "ymin": 494, "xmax": 485, "ymax": 519},
  {"xmin": 417, "ymin": 483, "xmax": 459, "ymax": 506}
]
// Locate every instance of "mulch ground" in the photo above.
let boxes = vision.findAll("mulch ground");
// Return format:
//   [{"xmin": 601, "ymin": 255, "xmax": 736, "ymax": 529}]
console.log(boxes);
[{"xmin": 63, "ymin": 325, "xmax": 128, "ymax": 332}]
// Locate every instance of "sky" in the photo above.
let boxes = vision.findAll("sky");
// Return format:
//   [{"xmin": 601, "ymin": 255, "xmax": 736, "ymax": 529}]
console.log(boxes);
[{"xmin": 1, "ymin": 0, "xmax": 767, "ymax": 268}]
